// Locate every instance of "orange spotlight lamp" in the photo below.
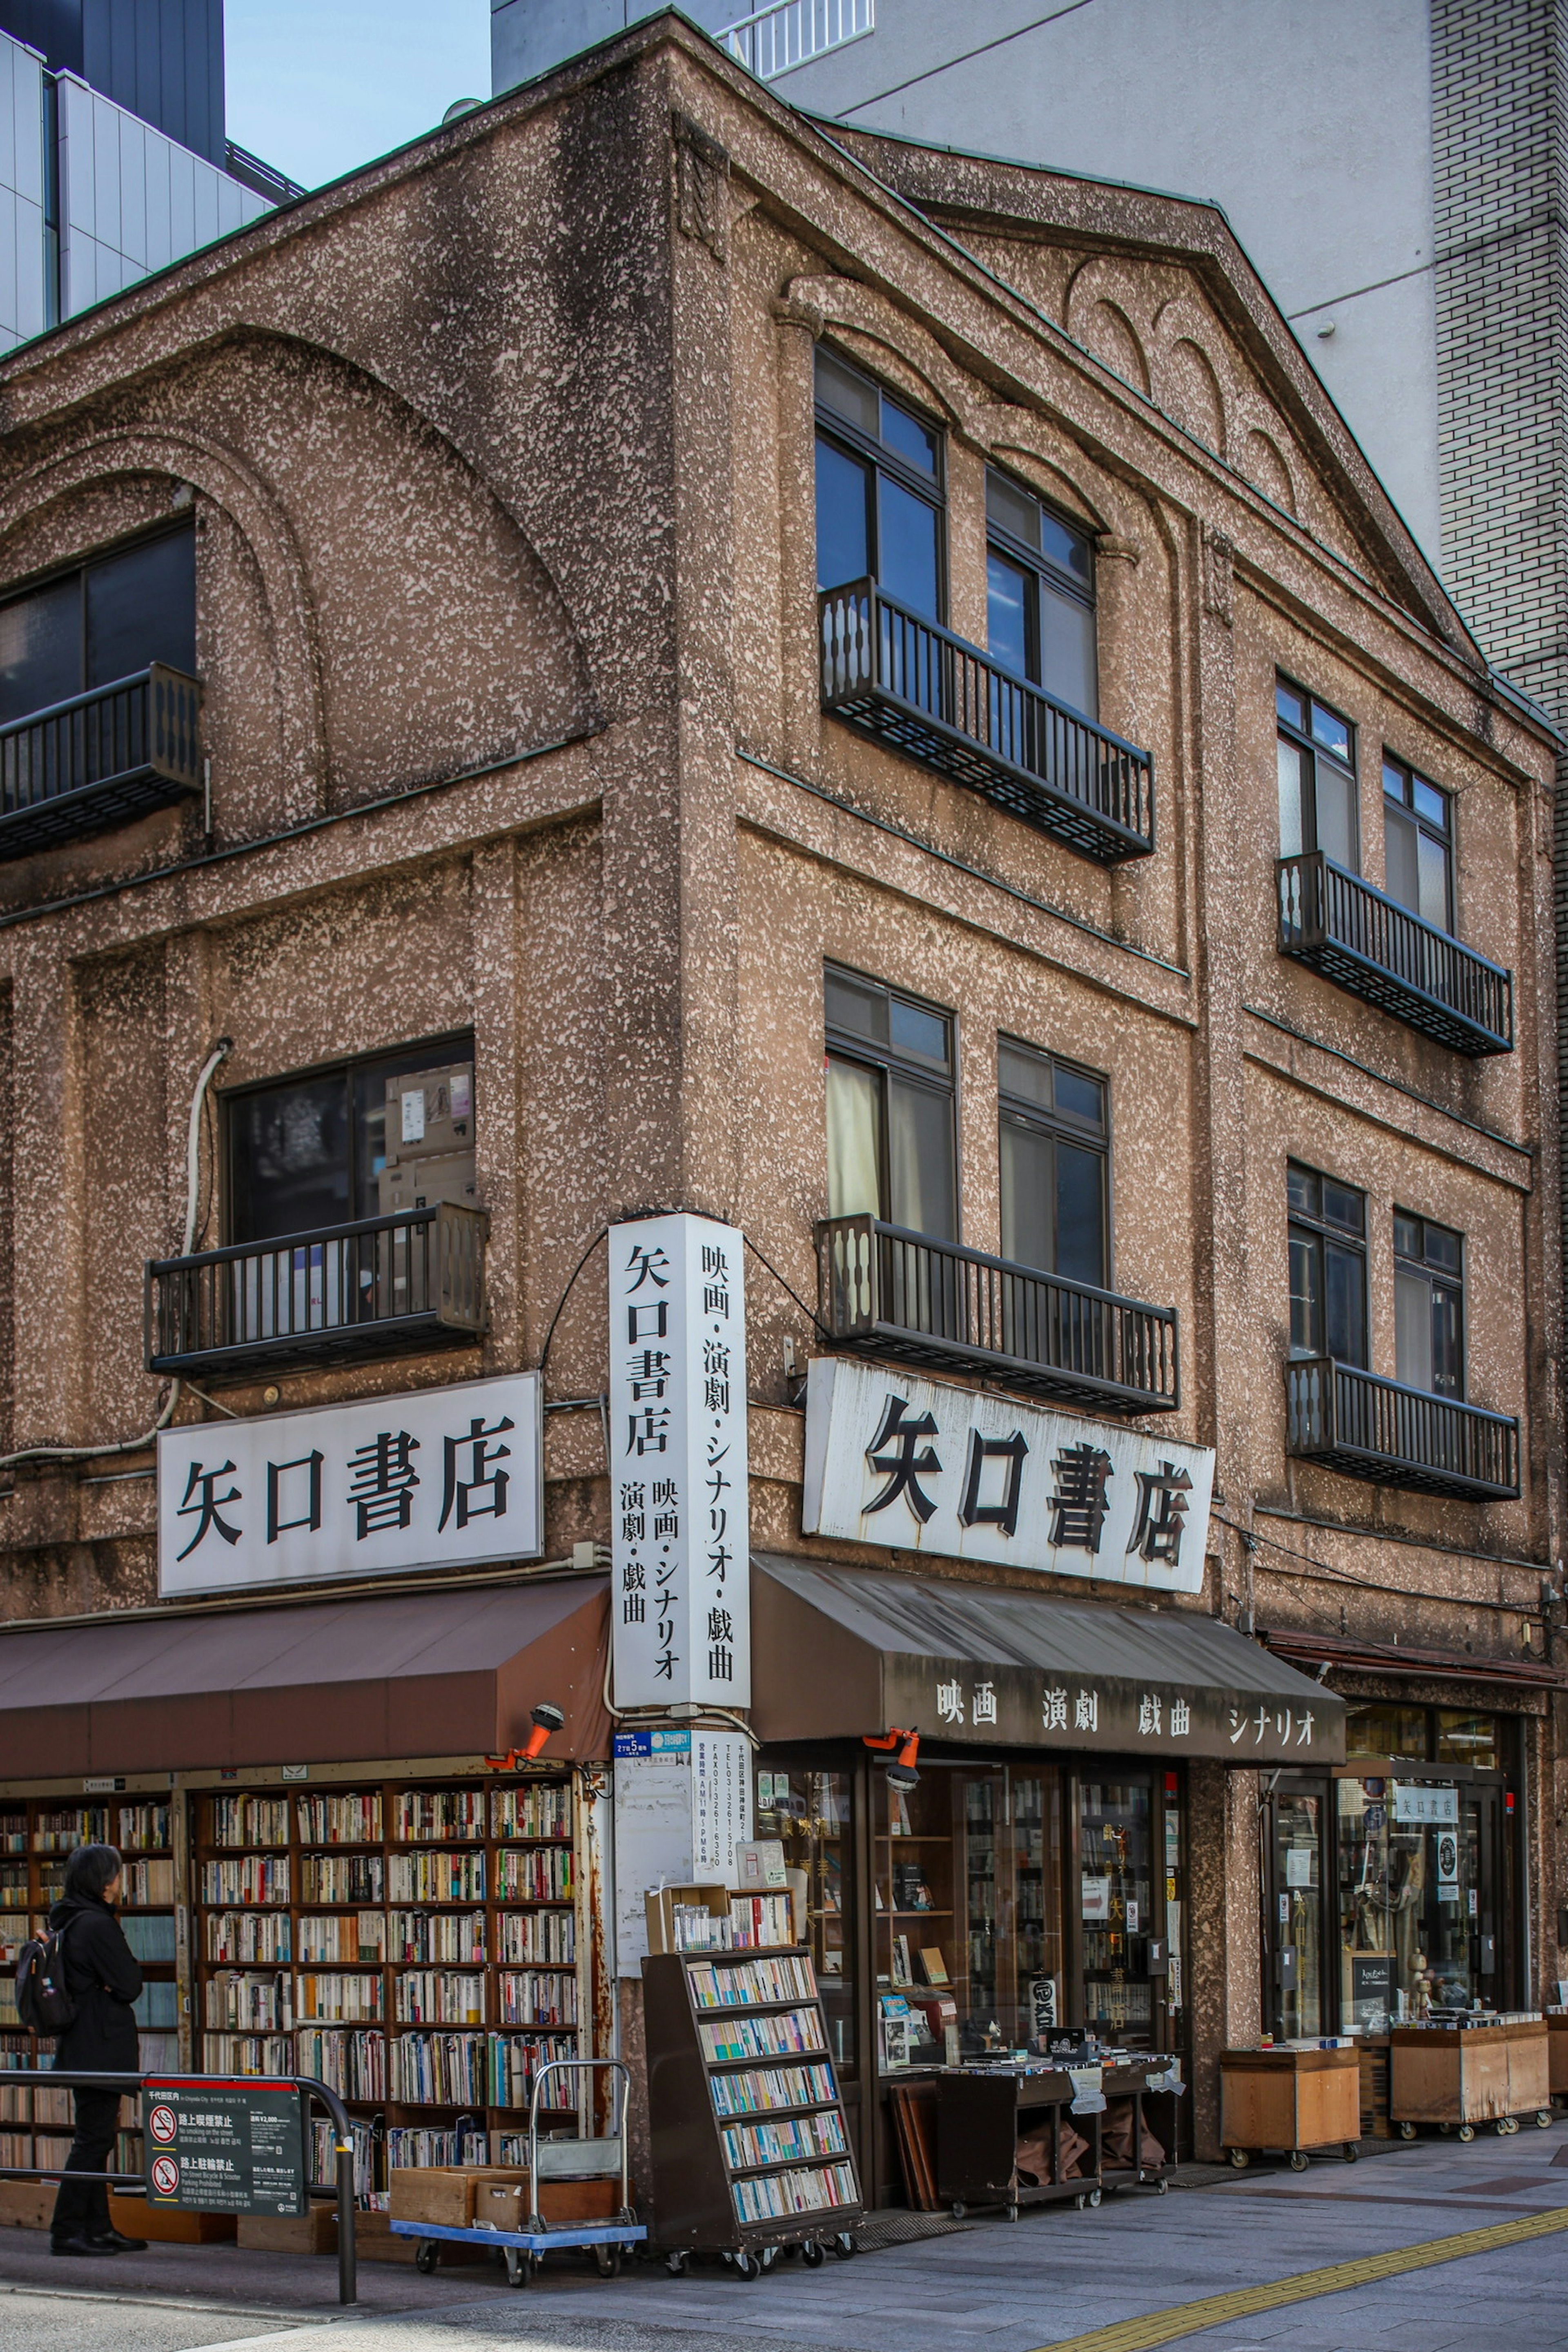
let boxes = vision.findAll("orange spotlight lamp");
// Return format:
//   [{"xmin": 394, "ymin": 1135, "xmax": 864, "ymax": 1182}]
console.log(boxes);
[
  {"xmin": 486, "ymin": 1701, "xmax": 566, "ymax": 1771},
  {"xmin": 862, "ymin": 1726, "xmax": 920, "ymax": 1789}
]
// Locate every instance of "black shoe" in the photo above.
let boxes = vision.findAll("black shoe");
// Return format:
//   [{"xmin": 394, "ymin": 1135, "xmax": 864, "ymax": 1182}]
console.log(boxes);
[
  {"xmin": 88, "ymin": 2230, "xmax": 148, "ymax": 2252},
  {"xmin": 51, "ymin": 2235, "xmax": 120, "ymax": 2256}
]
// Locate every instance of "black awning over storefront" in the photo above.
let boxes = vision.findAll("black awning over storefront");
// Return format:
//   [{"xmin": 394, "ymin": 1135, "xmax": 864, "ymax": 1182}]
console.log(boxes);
[{"xmin": 752, "ymin": 1552, "xmax": 1345, "ymax": 1765}]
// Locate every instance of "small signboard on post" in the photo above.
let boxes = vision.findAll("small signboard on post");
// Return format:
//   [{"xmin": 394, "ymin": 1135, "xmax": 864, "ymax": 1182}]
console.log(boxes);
[{"xmin": 143, "ymin": 2079, "xmax": 308, "ymax": 2216}]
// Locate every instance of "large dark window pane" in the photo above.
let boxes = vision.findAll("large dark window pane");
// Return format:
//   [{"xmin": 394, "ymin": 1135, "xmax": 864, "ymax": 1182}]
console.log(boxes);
[
  {"xmin": 1041, "ymin": 583, "xmax": 1098, "ymax": 719},
  {"xmin": 1055, "ymin": 1140, "xmax": 1105, "ymax": 1286},
  {"xmin": 987, "ymin": 550, "xmax": 1032, "ymax": 679},
  {"xmin": 0, "ymin": 574, "xmax": 80, "ymax": 724},
  {"xmin": 878, "ymin": 476, "xmax": 940, "ymax": 619},
  {"xmin": 815, "ymin": 435, "xmax": 872, "ymax": 592},
  {"xmin": 85, "ymin": 528, "xmax": 195, "ymax": 687},
  {"xmin": 229, "ymin": 1075, "xmax": 352, "ymax": 1245},
  {"xmin": 1324, "ymin": 1241, "xmax": 1366, "ymax": 1366},
  {"xmin": 1289, "ymin": 1232, "xmax": 1319, "ymax": 1355},
  {"xmin": 1000, "ymin": 1118, "xmax": 1051, "ymax": 1272},
  {"xmin": 887, "ymin": 1074, "xmax": 955, "ymax": 1240}
]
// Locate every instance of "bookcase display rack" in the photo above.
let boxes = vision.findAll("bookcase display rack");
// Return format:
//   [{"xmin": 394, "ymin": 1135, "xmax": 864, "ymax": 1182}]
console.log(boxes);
[
  {"xmin": 190, "ymin": 1771, "xmax": 585, "ymax": 2201},
  {"xmin": 924, "ymin": 2057, "xmax": 1176, "ymax": 2218},
  {"xmin": 642, "ymin": 1947, "xmax": 863, "ymax": 2275}
]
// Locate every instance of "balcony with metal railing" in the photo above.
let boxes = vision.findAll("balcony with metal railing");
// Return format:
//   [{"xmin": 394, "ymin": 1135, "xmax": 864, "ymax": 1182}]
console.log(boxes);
[
  {"xmin": 720, "ymin": 0, "xmax": 874, "ymax": 78},
  {"xmin": 1276, "ymin": 851, "xmax": 1512, "ymax": 1056},
  {"xmin": 1284, "ymin": 1357, "xmax": 1519, "ymax": 1502},
  {"xmin": 816, "ymin": 1214, "xmax": 1179, "ymax": 1414},
  {"xmin": 819, "ymin": 580, "xmax": 1156, "ymax": 865},
  {"xmin": 0, "ymin": 665, "xmax": 203, "ymax": 859},
  {"xmin": 146, "ymin": 1204, "xmax": 488, "ymax": 1378}
]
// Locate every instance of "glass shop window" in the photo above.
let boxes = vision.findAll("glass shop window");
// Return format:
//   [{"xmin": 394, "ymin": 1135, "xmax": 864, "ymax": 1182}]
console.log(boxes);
[
  {"xmin": 0, "ymin": 524, "xmax": 196, "ymax": 726},
  {"xmin": 1287, "ymin": 1162, "xmax": 1367, "ymax": 1368},
  {"xmin": 1338, "ymin": 1773, "xmax": 1493, "ymax": 2026},
  {"xmin": 1383, "ymin": 758, "xmax": 1452, "ymax": 933},
  {"xmin": 225, "ymin": 1034, "xmax": 476, "ymax": 1246},
  {"xmin": 985, "ymin": 468, "xmax": 1098, "ymax": 720},
  {"xmin": 1344, "ymin": 1703, "xmax": 1430, "ymax": 1760},
  {"xmin": 1273, "ymin": 1789, "xmax": 1325, "ymax": 2040},
  {"xmin": 754, "ymin": 1762, "xmax": 856, "ymax": 2080},
  {"xmin": 871, "ymin": 1762, "xmax": 1063, "ymax": 2071},
  {"xmin": 814, "ymin": 346, "xmax": 945, "ymax": 623},
  {"xmin": 1080, "ymin": 1776, "xmax": 1158, "ymax": 2049},
  {"xmin": 1435, "ymin": 1712, "xmax": 1499, "ymax": 1769},
  {"xmin": 997, "ymin": 1037, "xmax": 1109, "ymax": 1288},
  {"xmin": 1276, "ymin": 677, "xmax": 1359, "ymax": 871},
  {"xmin": 824, "ymin": 965, "xmax": 956, "ymax": 1243},
  {"xmin": 1393, "ymin": 1211, "xmax": 1465, "ymax": 1399}
]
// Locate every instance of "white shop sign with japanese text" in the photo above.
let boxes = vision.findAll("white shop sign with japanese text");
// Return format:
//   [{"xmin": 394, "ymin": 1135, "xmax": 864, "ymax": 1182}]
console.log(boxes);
[
  {"xmin": 608, "ymin": 1215, "xmax": 751, "ymax": 1707},
  {"xmin": 802, "ymin": 1357, "xmax": 1213, "ymax": 1594},
  {"xmin": 157, "ymin": 1372, "xmax": 541, "ymax": 1598}
]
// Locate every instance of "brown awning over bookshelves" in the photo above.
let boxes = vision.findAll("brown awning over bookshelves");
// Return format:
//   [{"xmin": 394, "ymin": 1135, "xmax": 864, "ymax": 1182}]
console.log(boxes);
[{"xmin": 0, "ymin": 1574, "xmax": 610, "ymax": 1775}]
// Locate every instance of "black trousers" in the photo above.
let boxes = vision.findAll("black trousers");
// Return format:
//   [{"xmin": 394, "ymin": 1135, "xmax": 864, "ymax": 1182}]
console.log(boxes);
[{"xmin": 50, "ymin": 2087, "xmax": 120, "ymax": 2241}]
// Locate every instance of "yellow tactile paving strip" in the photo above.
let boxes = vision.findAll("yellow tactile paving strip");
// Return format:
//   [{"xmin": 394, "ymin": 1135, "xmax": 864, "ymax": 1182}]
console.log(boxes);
[{"xmin": 1026, "ymin": 2201, "xmax": 1568, "ymax": 2352}]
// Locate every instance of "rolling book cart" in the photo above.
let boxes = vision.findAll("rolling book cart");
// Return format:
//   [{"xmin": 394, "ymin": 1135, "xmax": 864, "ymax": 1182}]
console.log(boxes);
[{"xmin": 642, "ymin": 1948, "xmax": 863, "ymax": 2278}]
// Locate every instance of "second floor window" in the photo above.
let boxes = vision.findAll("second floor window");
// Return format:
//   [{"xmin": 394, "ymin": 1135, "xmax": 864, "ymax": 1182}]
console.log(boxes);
[
  {"xmin": 997, "ymin": 1037, "xmax": 1108, "ymax": 1286},
  {"xmin": 815, "ymin": 347, "xmax": 945, "ymax": 623},
  {"xmin": 0, "ymin": 523, "xmax": 195, "ymax": 726},
  {"xmin": 1287, "ymin": 1162, "xmax": 1366, "ymax": 1367},
  {"xmin": 1394, "ymin": 1212, "xmax": 1464, "ymax": 1397},
  {"xmin": 1383, "ymin": 758, "xmax": 1452, "ymax": 932},
  {"xmin": 1276, "ymin": 679, "xmax": 1357, "ymax": 872},
  {"xmin": 985, "ymin": 471, "xmax": 1097, "ymax": 719},
  {"xmin": 225, "ymin": 1036, "xmax": 476, "ymax": 1246},
  {"xmin": 824, "ymin": 967, "xmax": 955, "ymax": 1242}
]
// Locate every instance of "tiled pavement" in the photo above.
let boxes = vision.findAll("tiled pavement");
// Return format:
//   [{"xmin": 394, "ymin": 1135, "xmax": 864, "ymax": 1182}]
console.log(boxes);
[{"xmin": 5, "ymin": 2124, "xmax": 1568, "ymax": 2352}]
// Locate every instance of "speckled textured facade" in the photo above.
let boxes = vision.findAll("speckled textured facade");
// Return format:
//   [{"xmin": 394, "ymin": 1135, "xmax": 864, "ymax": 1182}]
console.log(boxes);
[{"xmin": 0, "ymin": 17, "xmax": 1561, "ymax": 2167}]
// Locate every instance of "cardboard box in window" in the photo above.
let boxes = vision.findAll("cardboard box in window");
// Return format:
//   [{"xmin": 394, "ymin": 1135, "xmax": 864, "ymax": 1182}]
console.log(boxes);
[
  {"xmin": 383, "ymin": 1066, "xmax": 474, "ymax": 1163},
  {"xmin": 388, "ymin": 2165, "xmax": 528, "ymax": 2229},
  {"xmin": 378, "ymin": 1149, "xmax": 478, "ymax": 1217},
  {"xmin": 473, "ymin": 2176, "xmax": 620, "ymax": 2231}
]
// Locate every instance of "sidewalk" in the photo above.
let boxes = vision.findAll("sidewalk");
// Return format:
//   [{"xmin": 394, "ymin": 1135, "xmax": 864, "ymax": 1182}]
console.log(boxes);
[{"xmin": 3, "ymin": 2124, "xmax": 1568, "ymax": 2352}]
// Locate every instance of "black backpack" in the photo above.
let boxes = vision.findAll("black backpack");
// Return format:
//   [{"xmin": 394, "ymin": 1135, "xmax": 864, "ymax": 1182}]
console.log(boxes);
[{"xmin": 16, "ymin": 1922, "xmax": 74, "ymax": 2034}]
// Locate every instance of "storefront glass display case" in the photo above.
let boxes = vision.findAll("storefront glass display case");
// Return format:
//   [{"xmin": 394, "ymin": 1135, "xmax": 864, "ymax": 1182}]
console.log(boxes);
[
  {"xmin": 753, "ymin": 1763, "xmax": 856, "ymax": 2076},
  {"xmin": 1079, "ymin": 1775, "xmax": 1161, "ymax": 2047}
]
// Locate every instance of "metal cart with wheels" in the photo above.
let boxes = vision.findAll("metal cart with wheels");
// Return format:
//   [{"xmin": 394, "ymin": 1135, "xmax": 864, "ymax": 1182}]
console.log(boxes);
[{"xmin": 390, "ymin": 2058, "xmax": 646, "ymax": 2288}]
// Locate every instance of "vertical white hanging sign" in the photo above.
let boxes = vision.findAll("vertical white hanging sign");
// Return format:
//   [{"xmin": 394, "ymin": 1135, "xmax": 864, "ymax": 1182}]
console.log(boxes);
[{"xmin": 608, "ymin": 1214, "xmax": 751, "ymax": 1707}]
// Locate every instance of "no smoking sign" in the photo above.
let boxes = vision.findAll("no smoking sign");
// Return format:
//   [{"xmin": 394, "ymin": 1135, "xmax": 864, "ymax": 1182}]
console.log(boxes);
[{"xmin": 148, "ymin": 2105, "xmax": 178, "ymax": 2146}]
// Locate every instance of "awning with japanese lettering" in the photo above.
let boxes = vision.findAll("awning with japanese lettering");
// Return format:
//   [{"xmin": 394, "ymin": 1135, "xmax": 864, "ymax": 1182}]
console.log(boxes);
[
  {"xmin": 0, "ymin": 1575, "xmax": 610, "ymax": 1777},
  {"xmin": 751, "ymin": 1554, "xmax": 1345, "ymax": 1765}
]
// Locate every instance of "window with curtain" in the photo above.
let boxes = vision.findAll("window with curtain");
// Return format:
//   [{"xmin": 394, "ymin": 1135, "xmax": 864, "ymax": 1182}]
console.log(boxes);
[
  {"xmin": 1276, "ymin": 677, "xmax": 1358, "ymax": 871},
  {"xmin": 1287, "ymin": 1162, "xmax": 1367, "ymax": 1367},
  {"xmin": 1394, "ymin": 1212, "xmax": 1464, "ymax": 1397},
  {"xmin": 996, "ymin": 1036, "xmax": 1109, "ymax": 1286},
  {"xmin": 1383, "ymin": 757, "xmax": 1453, "ymax": 932},
  {"xmin": 985, "ymin": 470, "xmax": 1098, "ymax": 720},
  {"xmin": 824, "ymin": 966, "xmax": 956, "ymax": 1242},
  {"xmin": 814, "ymin": 346, "xmax": 945, "ymax": 622},
  {"xmin": 0, "ymin": 524, "xmax": 196, "ymax": 726}
]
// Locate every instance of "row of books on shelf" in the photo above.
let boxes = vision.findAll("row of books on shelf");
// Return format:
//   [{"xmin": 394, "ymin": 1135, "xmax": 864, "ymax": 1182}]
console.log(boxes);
[
  {"xmin": 205, "ymin": 1908, "xmax": 576, "ymax": 1965},
  {"xmin": 0, "ymin": 2130, "xmax": 72, "ymax": 2167},
  {"xmin": 699, "ymin": 2009, "xmax": 825, "ymax": 2064},
  {"xmin": 0, "ymin": 1804, "xmax": 171, "ymax": 1855},
  {"xmin": 0, "ymin": 2085, "xmax": 74, "ymax": 2125},
  {"xmin": 671, "ymin": 1894, "xmax": 797, "ymax": 1952},
  {"xmin": 203, "ymin": 1969, "xmax": 580, "ymax": 2030},
  {"xmin": 282, "ymin": 2027, "xmax": 579, "ymax": 2106},
  {"xmin": 208, "ymin": 1787, "xmax": 570, "ymax": 1850},
  {"xmin": 688, "ymin": 1953, "xmax": 816, "ymax": 2009},
  {"xmin": 720, "ymin": 2111, "xmax": 848, "ymax": 2169},
  {"xmin": 708, "ymin": 2061, "xmax": 838, "ymax": 2118},
  {"xmin": 2, "ymin": 1858, "xmax": 172, "ymax": 1907},
  {"xmin": 198, "ymin": 1851, "xmax": 572, "ymax": 1905},
  {"xmin": 731, "ymin": 2161, "xmax": 857, "ymax": 2223}
]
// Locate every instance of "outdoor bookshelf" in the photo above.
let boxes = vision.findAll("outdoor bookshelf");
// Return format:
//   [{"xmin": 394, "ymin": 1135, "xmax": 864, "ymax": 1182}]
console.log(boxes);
[
  {"xmin": 189, "ymin": 1772, "xmax": 582, "ymax": 2201},
  {"xmin": 643, "ymin": 1947, "xmax": 862, "ymax": 2265}
]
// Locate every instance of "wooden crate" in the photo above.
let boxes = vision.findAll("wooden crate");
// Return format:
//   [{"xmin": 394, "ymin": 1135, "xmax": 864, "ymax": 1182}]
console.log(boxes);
[
  {"xmin": 356, "ymin": 2209, "xmax": 491, "ymax": 2265},
  {"xmin": 1220, "ymin": 2048, "xmax": 1360, "ymax": 2154},
  {"xmin": 0, "ymin": 2180, "xmax": 53, "ymax": 2230},
  {"xmin": 1548, "ymin": 2014, "xmax": 1568, "ymax": 2096},
  {"xmin": 1390, "ymin": 2022, "xmax": 1547, "ymax": 2125},
  {"xmin": 237, "ymin": 2203, "xmax": 340, "ymax": 2254},
  {"xmin": 107, "ymin": 2192, "xmax": 236, "ymax": 2243}
]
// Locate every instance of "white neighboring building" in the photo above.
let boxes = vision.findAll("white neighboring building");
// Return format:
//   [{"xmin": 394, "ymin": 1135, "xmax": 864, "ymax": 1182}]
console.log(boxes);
[{"xmin": 0, "ymin": 24, "xmax": 279, "ymax": 353}]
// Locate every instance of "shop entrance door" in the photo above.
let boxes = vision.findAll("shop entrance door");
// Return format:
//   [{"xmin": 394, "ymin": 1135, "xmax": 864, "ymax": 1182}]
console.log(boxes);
[{"xmin": 1266, "ymin": 1779, "xmax": 1331, "ymax": 2040}]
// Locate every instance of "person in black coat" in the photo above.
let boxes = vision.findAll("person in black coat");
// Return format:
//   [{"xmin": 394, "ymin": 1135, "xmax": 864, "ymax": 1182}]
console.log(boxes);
[{"xmin": 49, "ymin": 1844, "xmax": 147, "ymax": 2256}]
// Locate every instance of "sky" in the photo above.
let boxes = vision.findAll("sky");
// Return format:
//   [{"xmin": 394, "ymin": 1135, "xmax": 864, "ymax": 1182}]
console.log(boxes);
[{"xmin": 225, "ymin": 0, "xmax": 494, "ymax": 192}]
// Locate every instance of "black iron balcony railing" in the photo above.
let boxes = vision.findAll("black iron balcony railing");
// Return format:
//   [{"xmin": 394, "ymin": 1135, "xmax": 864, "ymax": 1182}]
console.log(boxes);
[
  {"xmin": 1276, "ymin": 851, "xmax": 1512, "ymax": 1056},
  {"xmin": 0, "ymin": 665, "xmax": 203, "ymax": 859},
  {"xmin": 816, "ymin": 1214, "xmax": 1178, "ymax": 1413},
  {"xmin": 146, "ymin": 1204, "xmax": 487, "ymax": 1378},
  {"xmin": 819, "ymin": 580, "xmax": 1155, "ymax": 864},
  {"xmin": 1285, "ymin": 1356, "xmax": 1519, "ymax": 1502}
]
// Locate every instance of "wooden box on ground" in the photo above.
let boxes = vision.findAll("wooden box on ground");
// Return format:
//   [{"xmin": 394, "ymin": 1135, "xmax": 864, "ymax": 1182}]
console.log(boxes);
[
  {"xmin": 1390, "ymin": 2020, "xmax": 1548, "ymax": 2127},
  {"xmin": 473, "ymin": 2176, "xmax": 620, "ymax": 2229},
  {"xmin": 357, "ymin": 2209, "xmax": 490, "ymax": 2265},
  {"xmin": 1220, "ymin": 2048, "xmax": 1360, "ymax": 2155},
  {"xmin": 0, "ymin": 2180, "xmax": 53, "ymax": 2229},
  {"xmin": 1548, "ymin": 2013, "xmax": 1568, "ymax": 2096},
  {"xmin": 237, "ymin": 2203, "xmax": 340, "ymax": 2254},
  {"xmin": 107, "ymin": 2192, "xmax": 236, "ymax": 2244},
  {"xmin": 388, "ymin": 2167, "xmax": 528, "ymax": 2228}
]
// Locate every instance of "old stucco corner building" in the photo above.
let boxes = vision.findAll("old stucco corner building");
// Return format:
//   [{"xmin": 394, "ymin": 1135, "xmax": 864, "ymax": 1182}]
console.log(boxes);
[{"xmin": 0, "ymin": 14, "xmax": 1559, "ymax": 2196}]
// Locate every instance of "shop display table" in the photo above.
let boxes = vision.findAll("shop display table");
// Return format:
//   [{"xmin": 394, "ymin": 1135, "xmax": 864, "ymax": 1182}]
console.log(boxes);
[
  {"xmin": 1390, "ymin": 2017, "xmax": 1550, "ymax": 2139},
  {"xmin": 1219, "ymin": 2045, "xmax": 1360, "ymax": 2169},
  {"xmin": 933, "ymin": 2056, "xmax": 1179, "ymax": 2220}
]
